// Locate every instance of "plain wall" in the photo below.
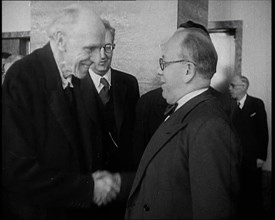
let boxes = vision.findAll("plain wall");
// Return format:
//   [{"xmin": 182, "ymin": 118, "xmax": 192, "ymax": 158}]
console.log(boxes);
[
  {"xmin": 209, "ymin": 0, "xmax": 271, "ymax": 171},
  {"xmin": 2, "ymin": 1, "xmax": 31, "ymax": 32},
  {"xmin": 2, "ymin": 0, "xmax": 271, "ymax": 171}
]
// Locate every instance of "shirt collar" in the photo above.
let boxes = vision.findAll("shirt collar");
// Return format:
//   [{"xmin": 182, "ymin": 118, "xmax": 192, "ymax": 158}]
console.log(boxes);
[
  {"xmin": 50, "ymin": 44, "xmax": 73, "ymax": 90},
  {"xmin": 57, "ymin": 63, "xmax": 73, "ymax": 89},
  {"xmin": 238, "ymin": 94, "xmax": 247, "ymax": 109},
  {"xmin": 175, "ymin": 88, "xmax": 208, "ymax": 112},
  {"xmin": 89, "ymin": 68, "xmax": 111, "ymax": 93}
]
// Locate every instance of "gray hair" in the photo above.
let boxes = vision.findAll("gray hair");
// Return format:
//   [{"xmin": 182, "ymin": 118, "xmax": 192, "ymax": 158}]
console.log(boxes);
[
  {"xmin": 101, "ymin": 19, "xmax": 116, "ymax": 42},
  {"xmin": 238, "ymin": 75, "xmax": 250, "ymax": 89},
  {"xmin": 46, "ymin": 5, "xmax": 82, "ymax": 40},
  {"xmin": 179, "ymin": 28, "xmax": 218, "ymax": 80}
]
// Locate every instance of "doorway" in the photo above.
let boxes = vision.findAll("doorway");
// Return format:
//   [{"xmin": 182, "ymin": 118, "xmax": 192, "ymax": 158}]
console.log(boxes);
[{"xmin": 208, "ymin": 20, "xmax": 243, "ymax": 93}]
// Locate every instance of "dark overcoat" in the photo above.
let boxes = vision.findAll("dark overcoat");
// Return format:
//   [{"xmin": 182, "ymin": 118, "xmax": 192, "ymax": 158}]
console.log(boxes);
[
  {"xmin": 2, "ymin": 43, "xmax": 98, "ymax": 220},
  {"xmin": 126, "ymin": 90, "xmax": 241, "ymax": 220}
]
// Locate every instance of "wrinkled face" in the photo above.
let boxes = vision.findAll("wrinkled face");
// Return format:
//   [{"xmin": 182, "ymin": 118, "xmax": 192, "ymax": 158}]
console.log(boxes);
[
  {"xmin": 61, "ymin": 19, "xmax": 105, "ymax": 79},
  {"xmin": 90, "ymin": 30, "xmax": 114, "ymax": 76},
  {"xmin": 158, "ymin": 36, "xmax": 186, "ymax": 104},
  {"xmin": 228, "ymin": 76, "xmax": 246, "ymax": 100}
]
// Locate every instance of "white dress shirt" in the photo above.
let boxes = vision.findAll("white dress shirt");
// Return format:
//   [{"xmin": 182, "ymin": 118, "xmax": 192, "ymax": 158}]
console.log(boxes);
[
  {"xmin": 89, "ymin": 68, "xmax": 111, "ymax": 93},
  {"xmin": 238, "ymin": 94, "xmax": 247, "ymax": 109},
  {"xmin": 165, "ymin": 88, "xmax": 208, "ymax": 121}
]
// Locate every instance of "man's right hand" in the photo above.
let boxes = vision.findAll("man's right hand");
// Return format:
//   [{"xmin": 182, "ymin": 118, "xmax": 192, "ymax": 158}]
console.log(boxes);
[{"xmin": 92, "ymin": 170, "xmax": 121, "ymax": 206}]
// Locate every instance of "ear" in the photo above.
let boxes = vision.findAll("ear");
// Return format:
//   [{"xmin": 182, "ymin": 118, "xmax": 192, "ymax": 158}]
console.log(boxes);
[
  {"xmin": 183, "ymin": 63, "xmax": 196, "ymax": 83},
  {"xmin": 56, "ymin": 31, "xmax": 67, "ymax": 52}
]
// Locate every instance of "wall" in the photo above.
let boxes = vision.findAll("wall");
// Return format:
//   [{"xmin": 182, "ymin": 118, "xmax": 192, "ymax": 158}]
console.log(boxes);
[
  {"xmin": 209, "ymin": 0, "xmax": 272, "ymax": 171},
  {"xmin": 2, "ymin": 1, "xmax": 30, "ymax": 32},
  {"xmin": 30, "ymin": 1, "xmax": 177, "ymax": 95}
]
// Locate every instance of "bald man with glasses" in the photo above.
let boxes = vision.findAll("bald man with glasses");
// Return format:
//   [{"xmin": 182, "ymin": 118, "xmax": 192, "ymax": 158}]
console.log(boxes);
[
  {"xmin": 126, "ymin": 23, "xmax": 241, "ymax": 220},
  {"xmin": 132, "ymin": 21, "xmax": 234, "ymax": 169}
]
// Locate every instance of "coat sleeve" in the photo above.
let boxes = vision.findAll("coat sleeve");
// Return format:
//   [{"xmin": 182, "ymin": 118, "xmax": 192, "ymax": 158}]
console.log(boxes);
[{"xmin": 255, "ymin": 99, "xmax": 269, "ymax": 160}]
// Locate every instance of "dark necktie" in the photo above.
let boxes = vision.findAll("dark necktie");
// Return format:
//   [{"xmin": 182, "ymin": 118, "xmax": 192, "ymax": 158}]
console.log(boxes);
[
  {"xmin": 164, "ymin": 103, "xmax": 178, "ymax": 118},
  {"xmin": 237, "ymin": 101, "xmax": 241, "ymax": 110},
  {"xmin": 64, "ymin": 86, "xmax": 73, "ymax": 106},
  {"xmin": 99, "ymin": 77, "xmax": 110, "ymax": 105}
]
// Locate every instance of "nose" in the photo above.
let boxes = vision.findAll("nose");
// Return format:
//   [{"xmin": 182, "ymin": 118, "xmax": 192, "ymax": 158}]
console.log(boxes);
[{"xmin": 100, "ymin": 47, "xmax": 107, "ymax": 59}]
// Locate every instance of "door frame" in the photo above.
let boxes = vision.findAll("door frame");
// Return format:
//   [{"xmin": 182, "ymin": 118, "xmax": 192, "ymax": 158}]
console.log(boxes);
[
  {"xmin": 2, "ymin": 31, "xmax": 30, "ymax": 55},
  {"xmin": 208, "ymin": 20, "xmax": 243, "ymax": 76}
]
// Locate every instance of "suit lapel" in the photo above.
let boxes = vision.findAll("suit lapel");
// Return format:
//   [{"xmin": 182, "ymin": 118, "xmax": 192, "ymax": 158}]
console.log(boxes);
[
  {"xmin": 47, "ymin": 91, "xmax": 80, "ymax": 148},
  {"xmin": 72, "ymin": 77, "xmax": 94, "ymax": 168},
  {"xmin": 81, "ymin": 73, "xmax": 102, "ymax": 126},
  {"xmin": 111, "ymin": 69, "xmax": 127, "ymax": 137},
  {"xmin": 242, "ymin": 95, "xmax": 252, "ymax": 114},
  {"xmin": 128, "ymin": 90, "xmax": 212, "ymax": 200},
  {"xmin": 41, "ymin": 43, "xmax": 80, "ymax": 149}
]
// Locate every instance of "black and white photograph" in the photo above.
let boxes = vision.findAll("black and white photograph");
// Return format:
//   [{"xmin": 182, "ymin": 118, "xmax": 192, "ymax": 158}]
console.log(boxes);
[{"xmin": 2, "ymin": 1, "xmax": 271, "ymax": 219}]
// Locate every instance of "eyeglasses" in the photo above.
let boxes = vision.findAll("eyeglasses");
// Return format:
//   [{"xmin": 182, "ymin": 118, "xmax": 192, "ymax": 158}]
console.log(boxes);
[
  {"xmin": 159, "ymin": 57, "xmax": 196, "ymax": 71},
  {"xmin": 229, "ymin": 83, "xmax": 244, "ymax": 88},
  {"xmin": 103, "ymin": 43, "xmax": 115, "ymax": 53}
]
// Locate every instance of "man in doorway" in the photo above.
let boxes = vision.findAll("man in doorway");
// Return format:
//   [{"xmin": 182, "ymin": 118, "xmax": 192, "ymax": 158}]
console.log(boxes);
[{"xmin": 229, "ymin": 75, "xmax": 269, "ymax": 219}]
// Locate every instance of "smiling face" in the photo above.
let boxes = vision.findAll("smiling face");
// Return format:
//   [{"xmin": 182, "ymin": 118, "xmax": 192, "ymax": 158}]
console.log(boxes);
[
  {"xmin": 57, "ymin": 10, "xmax": 106, "ymax": 79},
  {"xmin": 89, "ymin": 29, "xmax": 114, "ymax": 76}
]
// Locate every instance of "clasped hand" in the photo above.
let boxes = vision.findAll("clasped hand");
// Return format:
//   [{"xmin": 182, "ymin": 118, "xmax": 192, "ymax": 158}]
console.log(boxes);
[{"xmin": 92, "ymin": 170, "xmax": 121, "ymax": 206}]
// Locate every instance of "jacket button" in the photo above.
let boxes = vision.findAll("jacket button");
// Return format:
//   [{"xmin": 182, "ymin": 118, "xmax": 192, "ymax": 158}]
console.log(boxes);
[{"xmin": 143, "ymin": 204, "xmax": 150, "ymax": 212}]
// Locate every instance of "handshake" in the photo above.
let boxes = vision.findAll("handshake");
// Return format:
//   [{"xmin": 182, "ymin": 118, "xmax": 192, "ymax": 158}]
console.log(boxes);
[{"xmin": 92, "ymin": 170, "xmax": 121, "ymax": 206}]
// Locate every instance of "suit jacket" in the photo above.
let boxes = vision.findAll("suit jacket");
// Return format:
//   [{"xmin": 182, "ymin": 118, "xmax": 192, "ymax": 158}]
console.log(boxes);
[
  {"xmin": 80, "ymin": 68, "xmax": 139, "ymax": 217},
  {"xmin": 232, "ymin": 94, "xmax": 269, "ymax": 164},
  {"xmin": 2, "ymin": 43, "xmax": 98, "ymax": 220},
  {"xmin": 132, "ymin": 86, "xmax": 234, "ymax": 169},
  {"xmin": 126, "ymin": 90, "xmax": 241, "ymax": 220}
]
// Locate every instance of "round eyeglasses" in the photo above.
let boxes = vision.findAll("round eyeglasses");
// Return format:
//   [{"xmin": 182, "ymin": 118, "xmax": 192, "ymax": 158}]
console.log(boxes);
[
  {"xmin": 159, "ymin": 57, "xmax": 196, "ymax": 71},
  {"xmin": 103, "ymin": 43, "xmax": 115, "ymax": 53}
]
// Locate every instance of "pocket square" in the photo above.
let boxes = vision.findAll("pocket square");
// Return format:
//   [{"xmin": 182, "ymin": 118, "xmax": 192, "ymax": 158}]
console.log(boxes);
[{"xmin": 250, "ymin": 112, "xmax": 256, "ymax": 117}]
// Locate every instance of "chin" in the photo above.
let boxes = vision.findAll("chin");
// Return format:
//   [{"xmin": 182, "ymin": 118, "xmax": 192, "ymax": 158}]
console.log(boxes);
[
  {"xmin": 162, "ymin": 91, "xmax": 170, "ymax": 103},
  {"xmin": 97, "ymin": 66, "xmax": 108, "ymax": 73},
  {"xmin": 75, "ymin": 71, "xmax": 89, "ymax": 79}
]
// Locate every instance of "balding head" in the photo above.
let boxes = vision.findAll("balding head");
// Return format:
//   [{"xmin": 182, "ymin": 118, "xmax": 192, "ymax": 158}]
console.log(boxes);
[
  {"xmin": 169, "ymin": 28, "xmax": 218, "ymax": 79},
  {"xmin": 47, "ymin": 4, "xmax": 106, "ymax": 79},
  {"xmin": 47, "ymin": 4, "xmax": 104, "ymax": 40},
  {"xmin": 159, "ymin": 27, "xmax": 218, "ymax": 104}
]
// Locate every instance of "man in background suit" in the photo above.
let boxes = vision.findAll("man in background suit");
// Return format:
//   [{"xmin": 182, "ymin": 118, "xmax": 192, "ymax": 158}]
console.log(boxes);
[
  {"xmin": 126, "ymin": 25, "xmax": 241, "ymax": 220},
  {"xmin": 132, "ymin": 21, "xmax": 234, "ymax": 169},
  {"xmin": 80, "ymin": 19, "xmax": 139, "ymax": 219},
  {"xmin": 229, "ymin": 75, "xmax": 269, "ymax": 219},
  {"xmin": 2, "ymin": 5, "xmax": 120, "ymax": 220}
]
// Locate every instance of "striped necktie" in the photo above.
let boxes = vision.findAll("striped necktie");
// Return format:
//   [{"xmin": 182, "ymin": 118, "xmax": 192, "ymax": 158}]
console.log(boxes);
[{"xmin": 99, "ymin": 77, "xmax": 110, "ymax": 105}]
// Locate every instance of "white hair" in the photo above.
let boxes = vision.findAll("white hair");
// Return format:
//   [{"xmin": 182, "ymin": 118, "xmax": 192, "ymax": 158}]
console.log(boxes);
[{"xmin": 46, "ymin": 5, "xmax": 84, "ymax": 40}]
